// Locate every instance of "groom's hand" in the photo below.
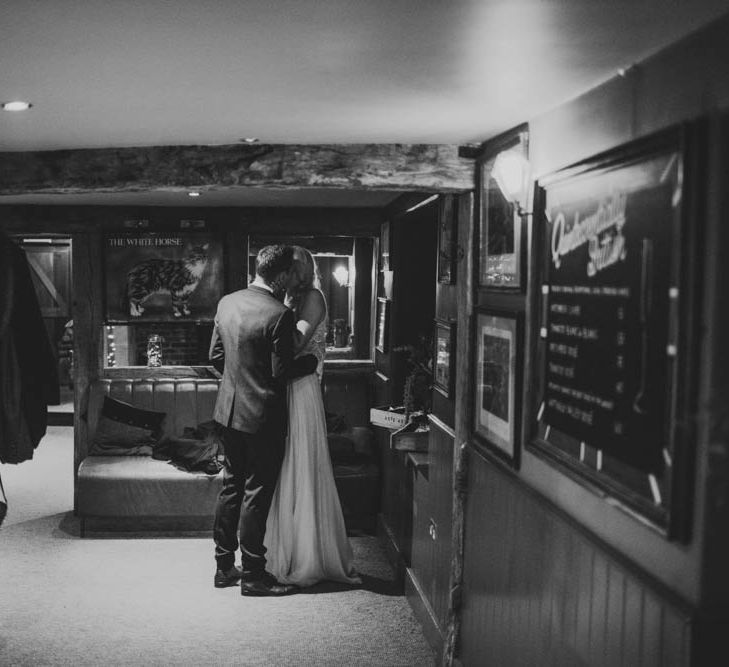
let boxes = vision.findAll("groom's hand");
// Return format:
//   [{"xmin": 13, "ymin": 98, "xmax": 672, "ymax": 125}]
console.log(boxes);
[{"xmin": 288, "ymin": 353, "xmax": 318, "ymax": 379}]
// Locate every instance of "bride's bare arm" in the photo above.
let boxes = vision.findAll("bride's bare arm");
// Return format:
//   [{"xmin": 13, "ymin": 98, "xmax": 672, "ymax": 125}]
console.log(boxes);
[{"xmin": 293, "ymin": 289, "xmax": 326, "ymax": 354}]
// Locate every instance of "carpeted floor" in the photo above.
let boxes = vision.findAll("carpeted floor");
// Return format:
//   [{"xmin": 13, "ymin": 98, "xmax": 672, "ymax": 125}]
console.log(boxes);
[{"xmin": 0, "ymin": 427, "xmax": 436, "ymax": 666}]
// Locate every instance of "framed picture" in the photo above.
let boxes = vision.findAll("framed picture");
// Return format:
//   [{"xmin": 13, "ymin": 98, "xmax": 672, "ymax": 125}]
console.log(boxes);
[
  {"xmin": 437, "ymin": 195, "xmax": 457, "ymax": 284},
  {"xmin": 376, "ymin": 297, "xmax": 390, "ymax": 353},
  {"xmin": 433, "ymin": 319, "xmax": 456, "ymax": 397},
  {"xmin": 104, "ymin": 232, "xmax": 224, "ymax": 323},
  {"xmin": 473, "ymin": 308, "xmax": 522, "ymax": 466},
  {"xmin": 380, "ymin": 221, "xmax": 390, "ymax": 271},
  {"xmin": 528, "ymin": 124, "xmax": 698, "ymax": 539},
  {"xmin": 478, "ymin": 124, "xmax": 529, "ymax": 290}
]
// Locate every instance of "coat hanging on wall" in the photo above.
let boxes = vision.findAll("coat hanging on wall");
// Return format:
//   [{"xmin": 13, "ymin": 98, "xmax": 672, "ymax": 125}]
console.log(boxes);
[{"xmin": 0, "ymin": 232, "xmax": 58, "ymax": 464}]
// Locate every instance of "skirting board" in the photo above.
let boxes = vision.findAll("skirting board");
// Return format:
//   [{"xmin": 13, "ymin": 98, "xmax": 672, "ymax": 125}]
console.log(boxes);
[
  {"xmin": 405, "ymin": 567, "xmax": 444, "ymax": 657},
  {"xmin": 376, "ymin": 513, "xmax": 406, "ymax": 592}
]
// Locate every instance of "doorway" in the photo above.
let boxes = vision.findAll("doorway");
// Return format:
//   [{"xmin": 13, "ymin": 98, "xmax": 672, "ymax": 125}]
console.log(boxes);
[{"xmin": 14, "ymin": 236, "xmax": 74, "ymax": 424}]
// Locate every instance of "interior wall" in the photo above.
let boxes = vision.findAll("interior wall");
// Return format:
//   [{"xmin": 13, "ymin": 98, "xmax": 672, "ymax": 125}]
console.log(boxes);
[
  {"xmin": 520, "ymin": 13, "xmax": 729, "ymax": 605},
  {"xmin": 402, "ymin": 195, "xmax": 460, "ymax": 652},
  {"xmin": 0, "ymin": 204, "xmax": 384, "ymax": 511},
  {"xmin": 374, "ymin": 198, "xmax": 439, "ymax": 582},
  {"xmin": 458, "ymin": 12, "xmax": 729, "ymax": 666},
  {"xmin": 460, "ymin": 449, "xmax": 693, "ymax": 666}
]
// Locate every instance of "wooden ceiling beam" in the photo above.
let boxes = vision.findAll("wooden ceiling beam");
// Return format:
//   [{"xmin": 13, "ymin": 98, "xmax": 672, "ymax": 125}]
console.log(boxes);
[{"xmin": 0, "ymin": 144, "xmax": 474, "ymax": 195}]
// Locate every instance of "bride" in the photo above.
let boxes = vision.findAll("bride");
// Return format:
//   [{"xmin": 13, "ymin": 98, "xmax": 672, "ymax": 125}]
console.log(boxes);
[{"xmin": 264, "ymin": 246, "xmax": 360, "ymax": 587}]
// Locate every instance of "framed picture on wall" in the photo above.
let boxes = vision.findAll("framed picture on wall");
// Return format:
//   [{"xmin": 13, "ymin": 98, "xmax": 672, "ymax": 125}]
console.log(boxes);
[
  {"xmin": 433, "ymin": 319, "xmax": 456, "ymax": 398},
  {"xmin": 478, "ymin": 124, "xmax": 529, "ymax": 291},
  {"xmin": 437, "ymin": 195, "xmax": 458, "ymax": 284},
  {"xmin": 104, "ymin": 232, "xmax": 224, "ymax": 323},
  {"xmin": 473, "ymin": 308, "xmax": 522, "ymax": 466},
  {"xmin": 528, "ymin": 124, "xmax": 698, "ymax": 539},
  {"xmin": 376, "ymin": 297, "xmax": 390, "ymax": 353}
]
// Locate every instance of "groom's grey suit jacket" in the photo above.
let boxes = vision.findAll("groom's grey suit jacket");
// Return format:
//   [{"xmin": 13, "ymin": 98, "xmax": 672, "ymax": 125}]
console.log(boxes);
[{"xmin": 209, "ymin": 285, "xmax": 315, "ymax": 435}]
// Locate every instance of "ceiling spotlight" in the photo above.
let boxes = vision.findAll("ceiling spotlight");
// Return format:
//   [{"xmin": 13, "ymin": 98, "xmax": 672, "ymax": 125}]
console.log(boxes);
[
  {"xmin": 2, "ymin": 101, "xmax": 32, "ymax": 111},
  {"xmin": 188, "ymin": 191, "xmax": 201, "ymax": 198}
]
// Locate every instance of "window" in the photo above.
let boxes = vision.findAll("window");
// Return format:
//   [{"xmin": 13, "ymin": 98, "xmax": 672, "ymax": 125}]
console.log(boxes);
[
  {"xmin": 249, "ymin": 236, "xmax": 373, "ymax": 360},
  {"xmin": 103, "ymin": 234, "xmax": 374, "ymax": 367}
]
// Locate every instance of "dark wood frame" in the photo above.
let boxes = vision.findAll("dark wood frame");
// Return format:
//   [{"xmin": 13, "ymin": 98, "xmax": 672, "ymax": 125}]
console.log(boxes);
[
  {"xmin": 433, "ymin": 318, "xmax": 456, "ymax": 398},
  {"xmin": 19, "ymin": 238, "xmax": 72, "ymax": 318},
  {"xmin": 437, "ymin": 195, "xmax": 458, "ymax": 284},
  {"xmin": 376, "ymin": 297, "xmax": 390, "ymax": 353},
  {"xmin": 477, "ymin": 123, "xmax": 529, "ymax": 291},
  {"xmin": 472, "ymin": 307, "xmax": 523, "ymax": 468},
  {"xmin": 380, "ymin": 221, "xmax": 391, "ymax": 271},
  {"xmin": 526, "ymin": 124, "xmax": 700, "ymax": 540}
]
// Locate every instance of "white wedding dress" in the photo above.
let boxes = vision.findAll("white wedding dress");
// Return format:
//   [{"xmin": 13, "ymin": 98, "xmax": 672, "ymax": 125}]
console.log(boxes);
[{"xmin": 264, "ymin": 316, "xmax": 360, "ymax": 586}]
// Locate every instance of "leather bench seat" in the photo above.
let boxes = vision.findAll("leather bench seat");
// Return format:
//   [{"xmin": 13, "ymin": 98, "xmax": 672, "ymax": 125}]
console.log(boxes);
[
  {"xmin": 77, "ymin": 456, "xmax": 222, "ymax": 534},
  {"xmin": 77, "ymin": 376, "xmax": 380, "ymax": 536},
  {"xmin": 77, "ymin": 377, "xmax": 222, "ymax": 535}
]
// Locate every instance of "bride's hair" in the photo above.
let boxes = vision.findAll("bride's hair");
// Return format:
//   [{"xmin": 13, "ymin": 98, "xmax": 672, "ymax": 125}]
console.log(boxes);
[
  {"xmin": 294, "ymin": 246, "xmax": 321, "ymax": 291},
  {"xmin": 286, "ymin": 246, "xmax": 321, "ymax": 311}
]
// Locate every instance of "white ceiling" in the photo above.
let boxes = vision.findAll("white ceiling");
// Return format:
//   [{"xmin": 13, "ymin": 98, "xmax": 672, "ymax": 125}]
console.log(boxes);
[{"xmin": 1, "ymin": 0, "xmax": 728, "ymax": 207}]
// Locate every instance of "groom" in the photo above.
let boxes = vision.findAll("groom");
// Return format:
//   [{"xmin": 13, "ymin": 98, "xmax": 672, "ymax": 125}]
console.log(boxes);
[{"xmin": 209, "ymin": 244, "xmax": 314, "ymax": 596}]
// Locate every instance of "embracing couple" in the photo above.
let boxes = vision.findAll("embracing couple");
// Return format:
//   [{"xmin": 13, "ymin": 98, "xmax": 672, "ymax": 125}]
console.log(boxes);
[{"xmin": 209, "ymin": 244, "xmax": 359, "ymax": 596}]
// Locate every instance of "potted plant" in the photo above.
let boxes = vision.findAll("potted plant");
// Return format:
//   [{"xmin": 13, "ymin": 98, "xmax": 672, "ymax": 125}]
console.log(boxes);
[{"xmin": 390, "ymin": 333, "xmax": 433, "ymax": 452}]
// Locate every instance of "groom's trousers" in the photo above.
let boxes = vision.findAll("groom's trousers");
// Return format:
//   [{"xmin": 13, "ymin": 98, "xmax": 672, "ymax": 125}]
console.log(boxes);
[{"xmin": 213, "ymin": 423, "xmax": 286, "ymax": 574}]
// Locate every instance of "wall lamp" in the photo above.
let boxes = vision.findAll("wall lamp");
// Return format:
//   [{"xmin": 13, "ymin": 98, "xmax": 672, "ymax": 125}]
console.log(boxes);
[
  {"xmin": 333, "ymin": 265, "xmax": 350, "ymax": 287},
  {"xmin": 492, "ymin": 149, "xmax": 532, "ymax": 217}
]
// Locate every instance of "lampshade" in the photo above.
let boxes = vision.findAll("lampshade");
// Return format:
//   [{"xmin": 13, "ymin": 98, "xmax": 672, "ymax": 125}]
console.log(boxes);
[
  {"xmin": 492, "ymin": 149, "xmax": 531, "ymax": 205},
  {"xmin": 333, "ymin": 265, "xmax": 349, "ymax": 287}
]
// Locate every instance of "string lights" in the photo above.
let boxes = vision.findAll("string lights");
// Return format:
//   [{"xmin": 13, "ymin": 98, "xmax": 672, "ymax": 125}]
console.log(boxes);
[{"xmin": 106, "ymin": 325, "xmax": 116, "ymax": 367}]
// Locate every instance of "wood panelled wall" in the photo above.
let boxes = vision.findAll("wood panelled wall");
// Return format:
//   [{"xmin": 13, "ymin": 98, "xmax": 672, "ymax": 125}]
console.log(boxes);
[
  {"xmin": 457, "ymin": 13, "xmax": 729, "ymax": 666},
  {"xmin": 322, "ymin": 363, "xmax": 373, "ymax": 428},
  {"xmin": 374, "ymin": 196, "xmax": 439, "ymax": 586},
  {"xmin": 402, "ymin": 194, "xmax": 461, "ymax": 655},
  {"xmin": 70, "ymin": 231, "xmax": 103, "ymax": 498},
  {"xmin": 460, "ymin": 449, "xmax": 692, "ymax": 666},
  {"xmin": 408, "ymin": 417, "xmax": 455, "ymax": 646}
]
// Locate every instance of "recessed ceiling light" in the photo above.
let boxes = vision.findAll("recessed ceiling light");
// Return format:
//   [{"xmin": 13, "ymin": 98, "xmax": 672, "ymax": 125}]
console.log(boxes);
[
  {"xmin": 188, "ymin": 191, "xmax": 201, "ymax": 198},
  {"xmin": 2, "ymin": 101, "xmax": 32, "ymax": 111}
]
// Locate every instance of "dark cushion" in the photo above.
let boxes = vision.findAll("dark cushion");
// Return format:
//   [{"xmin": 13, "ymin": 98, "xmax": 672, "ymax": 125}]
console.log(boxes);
[{"xmin": 89, "ymin": 396, "xmax": 166, "ymax": 456}]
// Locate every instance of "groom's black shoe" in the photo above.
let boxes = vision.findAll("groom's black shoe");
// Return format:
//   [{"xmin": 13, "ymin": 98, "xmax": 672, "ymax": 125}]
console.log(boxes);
[
  {"xmin": 240, "ymin": 571, "xmax": 297, "ymax": 597},
  {"xmin": 214, "ymin": 565, "xmax": 243, "ymax": 588}
]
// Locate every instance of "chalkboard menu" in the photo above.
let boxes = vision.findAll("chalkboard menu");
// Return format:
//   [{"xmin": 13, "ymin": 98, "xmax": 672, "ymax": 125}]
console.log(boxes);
[{"xmin": 530, "ymin": 126, "xmax": 697, "ymax": 536}]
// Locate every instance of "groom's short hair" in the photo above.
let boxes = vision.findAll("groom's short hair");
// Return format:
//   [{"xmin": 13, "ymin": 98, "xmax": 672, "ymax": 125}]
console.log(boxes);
[{"xmin": 256, "ymin": 244, "xmax": 294, "ymax": 282}]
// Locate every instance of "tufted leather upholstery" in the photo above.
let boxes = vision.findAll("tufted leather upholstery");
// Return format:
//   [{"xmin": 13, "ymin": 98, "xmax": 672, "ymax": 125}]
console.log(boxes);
[{"xmin": 83, "ymin": 378, "xmax": 220, "ymax": 458}]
